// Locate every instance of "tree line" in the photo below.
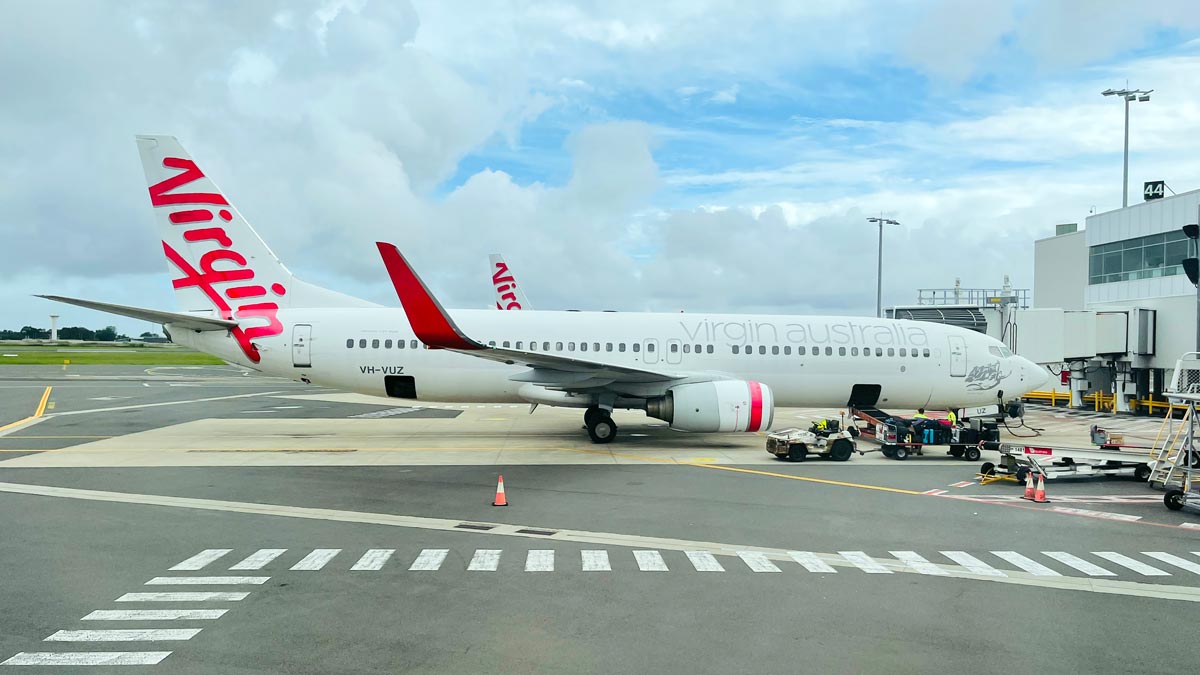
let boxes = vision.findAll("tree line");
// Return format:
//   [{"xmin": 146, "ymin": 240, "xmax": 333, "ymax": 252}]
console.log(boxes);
[{"xmin": 0, "ymin": 325, "xmax": 163, "ymax": 341}]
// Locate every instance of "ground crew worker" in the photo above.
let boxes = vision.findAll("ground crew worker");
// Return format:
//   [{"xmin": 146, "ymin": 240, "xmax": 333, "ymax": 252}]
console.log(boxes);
[
  {"xmin": 947, "ymin": 409, "xmax": 958, "ymax": 426},
  {"xmin": 913, "ymin": 408, "xmax": 928, "ymax": 419}
]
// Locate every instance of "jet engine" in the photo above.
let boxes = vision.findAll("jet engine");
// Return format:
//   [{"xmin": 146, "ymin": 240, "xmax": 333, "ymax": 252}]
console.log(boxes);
[{"xmin": 645, "ymin": 380, "xmax": 774, "ymax": 432}]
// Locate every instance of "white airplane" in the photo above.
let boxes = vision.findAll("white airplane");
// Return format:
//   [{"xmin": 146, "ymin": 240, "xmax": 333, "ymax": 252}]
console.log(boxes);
[
  {"xmin": 41, "ymin": 136, "xmax": 1047, "ymax": 443},
  {"xmin": 489, "ymin": 253, "xmax": 530, "ymax": 310}
]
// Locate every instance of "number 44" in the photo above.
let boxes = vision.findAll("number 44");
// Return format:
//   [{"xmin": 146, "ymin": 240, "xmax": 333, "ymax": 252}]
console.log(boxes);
[{"xmin": 1144, "ymin": 181, "xmax": 1165, "ymax": 200}]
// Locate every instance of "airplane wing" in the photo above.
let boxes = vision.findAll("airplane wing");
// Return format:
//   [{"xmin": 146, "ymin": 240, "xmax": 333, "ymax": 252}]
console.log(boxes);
[
  {"xmin": 377, "ymin": 243, "xmax": 681, "ymax": 390},
  {"xmin": 37, "ymin": 295, "xmax": 239, "ymax": 332}
]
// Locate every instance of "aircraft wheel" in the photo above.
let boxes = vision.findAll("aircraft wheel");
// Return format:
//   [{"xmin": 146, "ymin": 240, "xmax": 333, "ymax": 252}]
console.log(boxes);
[
  {"xmin": 584, "ymin": 406, "xmax": 606, "ymax": 427},
  {"xmin": 1164, "ymin": 489, "xmax": 1186, "ymax": 511},
  {"xmin": 587, "ymin": 415, "xmax": 617, "ymax": 444}
]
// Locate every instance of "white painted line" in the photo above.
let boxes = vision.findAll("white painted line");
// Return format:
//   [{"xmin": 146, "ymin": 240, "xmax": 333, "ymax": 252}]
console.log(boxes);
[
  {"xmin": 351, "ymin": 549, "xmax": 394, "ymax": 571},
  {"xmin": 1093, "ymin": 552, "xmax": 1170, "ymax": 576},
  {"xmin": 117, "ymin": 592, "xmax": 249, "ymax": 602},
  {"xmin": 46, "ymin": 629, "xmax": 202, "ymax": 642},
  {"xmin": 467, "ymin": 549, "xmax": 501, "ymax": 571},
  {"xmin": 633, "ymin": 550, "xmax": 669, "ymax": 571},
  {"xmin": 82, "ymin": 609, "xmax": 228, "ymax": 621},
  {"xmin": 891, "ymin": 551, "xmax": 949, "ymax": 576},
  {"xmin": 146, "ymin": 576, "xmax": 268, "ymax": 586},
  {"xmin": 1144, "ymin": 552, "xmax": 1200, "ymax": 575},
  {"xmin": 737, "ymin": 551, "xmax": 782, "ymax": 572},
  {"xmin": 838, "ymin": 551, "xmax": 891, "ymax": 574},
  {"xmin": 581, "ymin": 550, "xmax": 610, "ymax": 571},
  {"xmin": 1051, "ymin": 506, "xmax": 1142, "ymax": 522},
  {"xmin": 788, "ymin": 551, "xmax": 837, "ymax": 573},
  {"xmin": 526, "ymin": 550, "xmax": 554, "ymax": 572},
  {"xmin": 409, "ymin": 549, "xmax": 450, "ymax": 571},
  {"xmin": 1043, "ymin": 552, "xmax": 1116, "ymax": 576},
  {"xmin": 229, "ymin": 549, "xmax": 286, "ymax": 570},
  {"xmin": 291, "ymin": 549, "xmax": 341, "ymax": 571},
  {"xmin": 950, "ymin": 481, "xmax": 974, "ymax": 488},
  {"xmin": 1180, "ymin": 523, "xmax": 1200, "ymax": 530},
  {"xmin": 922, "ymin": 489, "xmax": 948, "ymax": 495},
  {"xmin": 1, "ymin": 652, "xmax": 172, "ymax": 666},
  {"xmin": 6, "ymin": 481, "xmax": 1200, "ymax": 604},
  {"xmin": 685, "ymin": 551, "xmax": 724, "ymax": 572},
  {"xmin": 991, "ymin": 551, "xmax": 1061, "ymax": 576},
  {"xmin": 47, "ymin": 391, "xmax": 287, "ymax": 417},
  {"xmin": 941, "ymin": 551, "xmax": 1006, "ymax": 577},
  {"xmin": 169, "ymin": 549, "xmax": 232, "ymax": 571}
]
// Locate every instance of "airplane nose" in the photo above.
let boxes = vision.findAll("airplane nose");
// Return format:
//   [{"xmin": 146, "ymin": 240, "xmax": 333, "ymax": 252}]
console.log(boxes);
[{"xmin": 1019, "ymin": 357, "xmax": 1049, "ymax": 390}]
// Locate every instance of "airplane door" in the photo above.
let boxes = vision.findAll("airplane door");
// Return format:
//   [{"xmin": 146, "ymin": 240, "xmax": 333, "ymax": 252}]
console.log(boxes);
[
  {"xmin": 948, "ymin": 336, "xmax": 966, "ymax": 377},
  {"xmin": 665, "ymin": 339, "xmax": 683, "ymax": 365},
  {"xmin": 643, "ymin": 338, "xmax": 660, "ymax": 364},
  {"xmin": 292, "ymin": 324, "xmax": 312, "ymax": 368}
]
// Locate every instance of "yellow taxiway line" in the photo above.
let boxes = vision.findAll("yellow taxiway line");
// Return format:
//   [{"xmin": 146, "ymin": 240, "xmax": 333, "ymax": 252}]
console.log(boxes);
[{"xmin": 0, "ymin": 386, "xmax": 52, "ymax": 433}]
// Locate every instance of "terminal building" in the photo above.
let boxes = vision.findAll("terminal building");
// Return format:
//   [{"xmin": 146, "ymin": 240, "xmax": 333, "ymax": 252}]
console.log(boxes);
[{"xmin": 892, "ymin": 187, "xmax": 1200, "ymax": 414}]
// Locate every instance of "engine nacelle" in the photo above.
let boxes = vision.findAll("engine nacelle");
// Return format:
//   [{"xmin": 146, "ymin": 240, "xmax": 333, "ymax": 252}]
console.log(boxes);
[{"xmin": 645, "ymin": 381, "xmax": 774, "ymax": 433}]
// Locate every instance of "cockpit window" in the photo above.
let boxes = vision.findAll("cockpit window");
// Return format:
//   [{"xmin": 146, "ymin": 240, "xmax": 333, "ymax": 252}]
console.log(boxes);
[{"xmin": 988, "ymin": 346, "xmax": 1013, "ymax": 358}]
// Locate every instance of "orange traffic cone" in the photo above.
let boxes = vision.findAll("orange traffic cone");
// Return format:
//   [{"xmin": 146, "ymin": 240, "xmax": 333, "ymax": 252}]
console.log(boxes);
[
  {"xmin": 493, "ymin": 475, "xmax": 508, "ymax": 507},
  {"xmin": 1022, "ymin": 470, "xmax": 1035, "ymax": 500},
  {"xmin": 1032, "ymin": 473, "xmax": 1049, "ymax": 503}
]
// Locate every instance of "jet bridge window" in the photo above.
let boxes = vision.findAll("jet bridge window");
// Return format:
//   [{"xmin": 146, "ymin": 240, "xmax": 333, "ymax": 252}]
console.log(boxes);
[
  {"xmin": 346, "ymin": 339, "xmax": 354, "ymax": 348},
  {"xmin": 385, "ymin": 339, "xmax": 393, "ymax": 349},
  {"xmin": 359, "ymin": 339, "xmax": 367, "ymax": 348}
]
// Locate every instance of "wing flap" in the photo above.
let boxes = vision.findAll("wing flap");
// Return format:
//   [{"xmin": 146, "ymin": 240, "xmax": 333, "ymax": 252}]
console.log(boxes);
[{"xmin": 37, "ymin": 295, "xmax": 239, "ymax": 332}]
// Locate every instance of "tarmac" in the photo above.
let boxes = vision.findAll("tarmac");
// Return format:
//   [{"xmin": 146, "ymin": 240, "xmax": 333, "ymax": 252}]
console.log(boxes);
[{"xmin": 1, "ymin": 365, "xmax": 1198, "ymax": 674}]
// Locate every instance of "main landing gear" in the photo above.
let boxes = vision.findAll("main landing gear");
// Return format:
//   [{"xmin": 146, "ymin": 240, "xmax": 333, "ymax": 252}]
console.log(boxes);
[{"xmin": 584, "ymin": 406, "xmax": 617, "ymax": 444}]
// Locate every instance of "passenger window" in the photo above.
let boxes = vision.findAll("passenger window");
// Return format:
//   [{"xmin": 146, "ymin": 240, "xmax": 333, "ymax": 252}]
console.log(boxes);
[
  {"xmin": 543, "ymin": 342, "xmax": 551, "ymax": 351},
  {"xmin": 569, "ymin": 342, "xmax": 576, "ymax": 351},
  {"xmin": 488, "ymin": 341, "xmax": 496, "ymax": 347},
  {"xmin": 899, "ymin": 348, "xmax": 906, "ymax": 356},
  {"xmin": 619, "ymin": 343, "xmax": 626, "ymax": 352},
  {"xmin": 733, "ymin": 345, "xmax": 741, "ymax": 354},
  {"xmin": 411, "ymin": 340, "xmax": 418, "ymax": 349},
  {"xmin": 825, "ymin": 347, "xmax": 833, "ymax": 356},
  {"xmin": 887, "ymin": 348, "xmax": 895, "ymax": 357},
  {"xmin": 839, "ymin": 347, "xmax": 846, "ymax": 356},
  {"xmin": 912, "ymin": 350, "xmax": 919, "ymax": 358},
  {"xmin": 923, "ymin": 348, "xmax": 931, "ymax": 357},
  {"xmin": 876, "ymin": 347, "xmax": 883, "ymax": 356},
  {"xmin": 798, "ymin": 346, "xmax": 806, "ymax": 355},
  {"xmin": 784, "ymin": 346, "xmax": 791, "ymax": 355},
  {"xmin": 529, "ymin": 342, "xmax": 537, "ymax": 351},
  {"xmin": 370, "ymin": 339, "xmax": 379, "ymax": 348},
  {"xmin": 683, "ymin": 344, "xmax": 691, "ymax": 354},
  {"xmin": 647, "ymin": 343, "xmax": 655, "ymax": 352},
  {"xmin": 694, "ymin": 344, "xmax": 701, "ymax": 354},
  {"xmin": 851, "ymin": 347, "xmax": 858, "ymax": 356},
  {"xmin": 359, "ymin": 339, "xmax": 367, "ymax": 348},
  {"xmin": 633, "ymin": 343, "xmax": 641, "ymax": 353},
  {"xmin": 811, "ymin": 347, "xmax": 817, "ymax": 356},
  {"xmin": 759, "ymin": 346, "xmax": 766, "ymax": 355},
  {"xmin": 515, "ymin": 341, "xmax": 523, "ymax": 349},
  {"xmin": 398, "ymin": 340, "xmax": 406, "ymax": 349},
  {"xmin": 771, "ymin": 346, "xmax": 779, "ymax": 355},
  {"xmin": 593, "ymin": 343, "xmax": 600, "ymax": 352},
  {"xmin": 346, "ymin": 339, "xmax": 354, "ymax": 348},
  {"xmin": 706, "ymin": 345, "xmax": 713, "ymax": 354},
  {"xmin": 581, "ymin": 342, "xmax": 588, "ymax": 352},
  {"xmin": 556, "ymin": 342, "xmax": 564, "ymax": 351},
  {"xmin": 502, "ymin": 341, "xmax": 510, "ymax": 348},
  {"xmin": 384, "ymin": 339, "xmax": 393, "ymax": 349},
  {"xmin": 606, "ymin": 343, "xmax": 613, "ymax": 352},
  {"xmin": 671, "ymin": 343, "xmax": 679, "ymax": 353}
]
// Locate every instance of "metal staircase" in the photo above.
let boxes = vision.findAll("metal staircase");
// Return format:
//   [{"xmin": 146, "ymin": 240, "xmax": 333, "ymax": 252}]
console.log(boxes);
[{"xmin": 1150, "ymin": 353, "xmax": 1200, "ymax": 488}]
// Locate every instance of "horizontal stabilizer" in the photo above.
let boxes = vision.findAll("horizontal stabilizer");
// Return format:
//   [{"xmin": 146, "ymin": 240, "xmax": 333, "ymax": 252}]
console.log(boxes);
[{"xmin": 36, "ymin": 295, "xmax": 239, "ymax": 332}]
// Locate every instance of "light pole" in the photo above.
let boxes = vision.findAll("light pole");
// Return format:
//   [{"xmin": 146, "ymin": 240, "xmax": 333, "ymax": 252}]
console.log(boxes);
[
  {"xmin": 1101, "ymin": 87, "xmax": 1152, "ymax": 208},
  {"xmin": 866, "ymin": 215, "xmax": 899, "ymax": 318}
]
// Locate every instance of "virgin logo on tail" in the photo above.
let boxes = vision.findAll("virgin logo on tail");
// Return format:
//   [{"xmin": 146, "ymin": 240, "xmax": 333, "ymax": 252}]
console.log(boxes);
[
  {"xmin": 150, "ymin": 158, "xmax": 285, "ymax": 362},
  {"xmin": 492, "ymin": 262, "xmax": 522, "ymax": 310}
]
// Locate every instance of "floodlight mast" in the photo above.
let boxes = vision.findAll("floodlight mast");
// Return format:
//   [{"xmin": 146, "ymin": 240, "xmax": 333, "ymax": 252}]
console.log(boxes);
[
  {"xmin": 1101, "ymin": 87, "xmax": 1153, "ymax": 207},
  {"xmin": 866, "ymin": 215, "xmax": 900, "ymax": 318}
]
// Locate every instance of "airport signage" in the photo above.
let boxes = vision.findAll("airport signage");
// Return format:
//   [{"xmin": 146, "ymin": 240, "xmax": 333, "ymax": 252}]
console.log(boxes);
[{"xmin": 1143, "ymin": 180, "xmax": 1165, "ymax": 201}]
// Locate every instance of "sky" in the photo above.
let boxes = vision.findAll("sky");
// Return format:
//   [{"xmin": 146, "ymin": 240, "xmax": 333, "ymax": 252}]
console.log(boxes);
[{"xmin": 2, "ymin": 0, "xmax": 1200, "ymax": 335}]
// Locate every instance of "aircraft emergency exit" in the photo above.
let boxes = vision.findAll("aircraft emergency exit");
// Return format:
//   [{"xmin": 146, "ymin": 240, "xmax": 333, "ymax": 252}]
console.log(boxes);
[{"xmin": 41, "ymin": 136, "xmax": 1048, "ymax": 443}]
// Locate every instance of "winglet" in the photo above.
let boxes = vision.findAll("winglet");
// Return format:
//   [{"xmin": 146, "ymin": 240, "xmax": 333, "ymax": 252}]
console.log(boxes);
[{"xmin": 376, "ymin": 242, "xmax": 484, "ymax": 350}]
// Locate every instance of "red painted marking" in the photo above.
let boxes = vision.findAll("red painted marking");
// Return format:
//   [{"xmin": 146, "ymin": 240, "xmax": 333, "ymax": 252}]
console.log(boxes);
[
  {"xmin": 746, "ymin": 381, "xmax": 763, "ymax": 432},
  {"xmin": 149, "ymin": 158, "xmax": 229, "ymax": 207},
  {"xmin": 218, "ymin": 209, "xmax": 232, "ymax": 221},
  {"xmin": 1025, "ymin": 447, "xmax": 1053, "ymax": 455},
  {"xmin": 376, "ymin": 242, "xmax": 482, "ymax": 350},
  {"xmin": 226, "ymin": 285, "xmax": 266, "ymax": 299},
  {"xmin": 169, "ymin": 209, "xmax": 213, "ymax": 224},
  {"xmin": 270, "ymin": 283, "xmax": 286, "ymax": 295},
  {"xmin": 183, "ymin": 228, "xmax": 232, "ymax": 247}
]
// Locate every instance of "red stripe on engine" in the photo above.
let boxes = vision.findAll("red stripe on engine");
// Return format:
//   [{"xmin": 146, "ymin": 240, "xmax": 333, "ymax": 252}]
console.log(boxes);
[{"xmin": 747, "ymin": 381, "xmax": 763, "ymax": 432}]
